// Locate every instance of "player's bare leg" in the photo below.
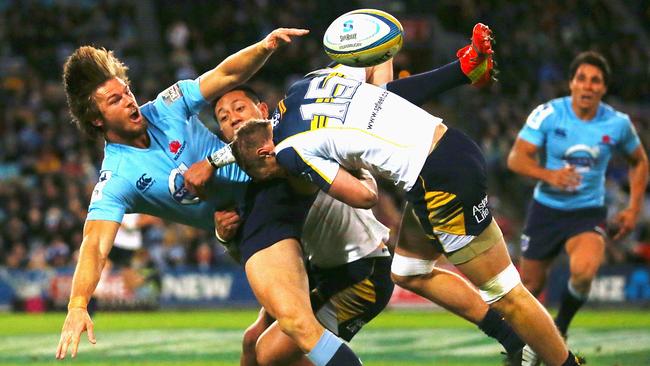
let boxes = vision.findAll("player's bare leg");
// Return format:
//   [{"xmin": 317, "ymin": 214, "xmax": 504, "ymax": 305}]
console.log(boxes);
[
  {"xmin": 245, "ymin": 239, "xmax": 361, "ymax": 366},
  {"xmin": 391, "ymin": 248, "xmax": 489, "ymax": 324},
  {"xmin": 245, "ymin": 239, "xmax": 323, "ymax": 353},
  {"xmin": 455, "ymin": 237, "xmax": 571, "ymax": 366},
  {"xmin": 255, "ymin": 322, "xmax": 314, "ymax": 366},
  {"xmin": 520, "ymin": 257, "xmax": 553, "ymax": 297},
  {"xmin": 241, "ymin": 308, "xmax": 275, "ymax": 366}
]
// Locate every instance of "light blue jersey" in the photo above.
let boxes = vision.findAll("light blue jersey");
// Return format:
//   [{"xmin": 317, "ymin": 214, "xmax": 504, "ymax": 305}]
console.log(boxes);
[
  {"xmin": 518, "ymin": 96, "xmax": 640, "ymax": 210},
  {"xmin": 87, "ymin": 78, "xmax": 250, "ymax": 231}
]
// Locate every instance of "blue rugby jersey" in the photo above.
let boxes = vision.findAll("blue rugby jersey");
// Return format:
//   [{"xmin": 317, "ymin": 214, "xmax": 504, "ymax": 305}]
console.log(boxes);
[
  {"xmin": 518, "ymin": 96, "xmax": 640, "ymax": 210},
  {"xmin": 87, "ymin": 78, "xmax": 250, "ymax": 231}
]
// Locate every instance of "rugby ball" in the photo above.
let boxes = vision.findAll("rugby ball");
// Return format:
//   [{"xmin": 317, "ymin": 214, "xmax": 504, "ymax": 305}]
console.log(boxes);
[{"xmin": 323, "ymin": 9, "xmax": 404, "ymax": 67}]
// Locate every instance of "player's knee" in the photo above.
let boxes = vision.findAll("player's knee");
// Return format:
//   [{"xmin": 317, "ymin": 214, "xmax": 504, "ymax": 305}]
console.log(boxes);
[
  {"xmin": 478, "ymin": 263, "xmax": 522, "ymax": 305},
  {"xmin": 274, "ymin": 308, "xmax": 317, "ymax": 342},
  {"xmin": 521, "ymin": 272, "xmax": 545, "ymax": 297},
  {"xmin": 390, "ymin": 253, "xmax": 435, "ymax": 288},
  {"xmin": 255, "ymin": 347, "xmax": 280, "ymax": 366},
  {"xmin": 242, "ymin": 325, "xmax": 260, "ymax": 356},
  {"xmin": 570, "ymin": 261, "xmax": 599, "ymax": 286}
]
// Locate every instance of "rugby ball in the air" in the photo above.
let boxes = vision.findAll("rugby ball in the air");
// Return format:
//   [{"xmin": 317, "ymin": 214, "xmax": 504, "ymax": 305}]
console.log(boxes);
[{"xmin": 323, "ymin": 9, "xmax": 404, "ymax": 67}]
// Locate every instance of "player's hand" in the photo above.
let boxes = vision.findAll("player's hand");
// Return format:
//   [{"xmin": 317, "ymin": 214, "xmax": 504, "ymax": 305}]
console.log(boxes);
[
  {"xmin": 262, "ymin": 28, "xmax": 309, "ymax": 52},
  {"xmin": 184, "ymin": 159, "xmax": 214, "ymax": 199},
  {"xmin": 55, "ymin": 307, "xmax": 96, "ymax": 359},
  {"xmin": 215, "ymin": 209, "xmax": 241, "ymax": 242},
  {"xmin": 546, "ymin": 165, "xmax": 581, "ymax": 191},
  {"xmin": 611, "ymin": 207, "xmax": 639, "ymax": 240}
]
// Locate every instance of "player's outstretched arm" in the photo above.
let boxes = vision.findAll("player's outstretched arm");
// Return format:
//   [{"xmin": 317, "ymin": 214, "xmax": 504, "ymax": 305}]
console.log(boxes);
[
  {"xmin": 55, "ymin": 220, "xmax": 120, "ymax": 360},
  {"xmin": 199, "ymin": 28, "xmax": 309, "ymax": 101}
]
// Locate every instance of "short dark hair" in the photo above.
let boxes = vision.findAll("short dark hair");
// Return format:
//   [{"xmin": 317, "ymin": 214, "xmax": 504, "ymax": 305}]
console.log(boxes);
[
  {"xmin": 569, "ymin": 51, "xmax": 610, "ymax": 86},
  {"xmin": 210, "ymin": 85, "xmax": 262, "ymax": 117},
  {"xmin": 62, "ymin": 46, "xmax": 130, "ymax": 138}
]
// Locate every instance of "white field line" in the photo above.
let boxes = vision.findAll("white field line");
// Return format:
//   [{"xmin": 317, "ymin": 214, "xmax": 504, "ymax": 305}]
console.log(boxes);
[{"xmin": 0, "ymin": 328, "xmax": 649, "ymax": 359}]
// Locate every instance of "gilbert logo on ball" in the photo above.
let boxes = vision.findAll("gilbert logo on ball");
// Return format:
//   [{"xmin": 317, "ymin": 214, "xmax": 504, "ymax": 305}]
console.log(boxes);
[{"xmin": 323, "ymin": 9, "xmax": 404, "ymax": 67}]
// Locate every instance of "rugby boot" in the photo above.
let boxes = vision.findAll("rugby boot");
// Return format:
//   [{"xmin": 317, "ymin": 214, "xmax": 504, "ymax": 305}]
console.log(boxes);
[{"xmin": 457, "ymin": 22, "xmax": 497, "ymax": 87}]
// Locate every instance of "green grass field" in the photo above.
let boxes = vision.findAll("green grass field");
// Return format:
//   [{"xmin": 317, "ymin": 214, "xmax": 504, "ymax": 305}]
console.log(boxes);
[{"xmin": 1, "ymin": 309, "xmax": 649, "ymax": 365}]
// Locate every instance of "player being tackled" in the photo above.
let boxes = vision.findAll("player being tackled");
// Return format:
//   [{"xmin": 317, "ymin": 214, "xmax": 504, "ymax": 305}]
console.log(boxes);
[{"xmin": 457, "ymin": 22, "xmax": 497, "ymax": 87}]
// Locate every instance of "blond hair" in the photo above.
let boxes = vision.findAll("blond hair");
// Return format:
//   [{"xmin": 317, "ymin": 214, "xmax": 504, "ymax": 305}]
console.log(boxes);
[{"xmin": 62, "ymin": 46, "xmax": 129, "ymax": 138}]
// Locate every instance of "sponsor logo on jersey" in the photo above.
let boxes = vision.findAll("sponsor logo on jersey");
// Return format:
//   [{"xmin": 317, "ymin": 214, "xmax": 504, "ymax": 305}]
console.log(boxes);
[
  {"xmin": 162, "ymin": 83, "xmax": 183, "ymax": 105},
  {"xmin": 168, "ymin": 164, "xmax": 199, "ymax": 205},
  {"xmin": 563, "ymin": 144, "xmax": 599, "ymax": 173},
  {"xmin": 136, "ymin": 173, "xmax": 154, "ymax": 192},
  {"xmin": 472, "ymin": 195, "xmax": 489, "ymax": 224},
  {"xmin": 169, "ymin": 140, "xmax": 181, "ymax": 153},
  {"xmin": 91, "ymin": 170, "xmax": 112, "ymax": 203},
  {"xmin": 368, "ymin": 91, "xmax": 388, "ymax": 130}
]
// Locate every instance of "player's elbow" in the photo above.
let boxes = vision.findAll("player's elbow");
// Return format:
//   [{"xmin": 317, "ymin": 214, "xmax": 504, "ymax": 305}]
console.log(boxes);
[{"xmin": 506, "ymin": 151, "xmax": 521, "ymax": 173}]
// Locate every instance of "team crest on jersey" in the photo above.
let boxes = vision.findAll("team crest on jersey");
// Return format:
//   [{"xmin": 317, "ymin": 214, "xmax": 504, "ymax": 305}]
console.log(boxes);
[
  {"xmin": 169, "ymin": 140, "xmax": 181, "ymax": 153},
  {"xmin": 170, "ymin": 140, "xmax": 187, "ymax": 160},
  {"xmin": 601, "ymin": 135, "xmax": 611, "ymax": 144},
  {"xmin": 162, "ymin": 83, "xmax": 183, "ymax": 105},
  {"xmin": 136, "ymin": 173, "xmax": 154, "ymax": 192}
]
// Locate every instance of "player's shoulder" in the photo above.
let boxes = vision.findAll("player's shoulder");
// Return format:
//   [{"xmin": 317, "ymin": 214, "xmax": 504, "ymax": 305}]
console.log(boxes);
[
  {"xmin": 525, "ymin": 97, "xmax": 564, "ymax": 130},
  {"xmin": 305, "ymin": 62, "xmax": 366, "ymax": 81},
  {"xmin": 598, "ymin": 101, "xmax": 631, "ymax": 123}
]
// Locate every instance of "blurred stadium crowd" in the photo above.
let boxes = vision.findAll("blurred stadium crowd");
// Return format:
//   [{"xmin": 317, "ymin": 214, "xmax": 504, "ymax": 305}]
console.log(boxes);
[{"xmin": 1, "ymin": 0, "xmax": 650, "ymax": 275}]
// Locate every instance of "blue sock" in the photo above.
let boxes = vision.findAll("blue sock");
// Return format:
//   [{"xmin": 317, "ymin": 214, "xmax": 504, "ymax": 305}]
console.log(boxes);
[
  {"xmin": 385, "ymin": 60, "xmax": 467, "ymax": 106},
  {"xmin": 306, "ymin": 330, "xmax": 362, "ymax": 366}
]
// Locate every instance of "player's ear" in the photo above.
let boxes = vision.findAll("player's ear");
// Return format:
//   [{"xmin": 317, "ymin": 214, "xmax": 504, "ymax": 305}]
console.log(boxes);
[
  {"xmin": 256, "ymin": 144, "xmax": 275, "ymax": 158},
  {"xmin": 92, "ymin": 119, "xmax": 103, "ymax": 128},
  {"xmin": 258, "ymin": 102, "xmax": 269, "ymax": 118}
]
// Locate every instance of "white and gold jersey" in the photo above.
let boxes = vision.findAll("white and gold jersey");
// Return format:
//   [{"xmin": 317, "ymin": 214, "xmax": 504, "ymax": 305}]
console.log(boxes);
[
  {"xmin": 302, "ymin": 191, "xmax": 390, "ymax": 268},
  {"xmin": 272, "ymin": 67, "xmax": 442, "ymax": 192}
]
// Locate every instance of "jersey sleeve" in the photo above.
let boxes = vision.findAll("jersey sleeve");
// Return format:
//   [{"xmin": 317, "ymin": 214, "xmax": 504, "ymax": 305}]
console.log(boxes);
[
  {"xmin": 334, "ymin": 64, "xmax": 367, "ymax": 82},
  {"xmin": 518, "ymin": 103, "xmax": 554, "ymax": 146},
  {"xmin": 86, "ymin": 171, "xmax": 135, "ymax": 223},
  {"xmin": 152, "ymin": 79, "xmax": 208, "ymax": 120},
  {"xmin": 617, "ymin": 115, "xmax": 641, "ymax": 155},
  {"xmin": 276, "ymin": 146, "xmax": 340, "ymax": 192}
]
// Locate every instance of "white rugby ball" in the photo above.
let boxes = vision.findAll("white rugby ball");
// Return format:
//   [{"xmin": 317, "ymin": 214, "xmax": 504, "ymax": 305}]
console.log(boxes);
[{"xmin": 323, "ymin": 9, "xmax": 404, "ymax": 67}]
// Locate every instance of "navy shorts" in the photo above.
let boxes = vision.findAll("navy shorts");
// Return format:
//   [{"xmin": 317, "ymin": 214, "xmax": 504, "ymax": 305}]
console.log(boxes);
[
  {"xmin": 520, "ymin": 200, "xmax": 607, "ymax": 260},
  {"xmin": 405, "ymin": 127, "xmax": 492, "ymax": 253},
  {"xmin": 238, "ymin": 179, "xmax": 316, "ymax": 264},
  {"xmin": 308, "ymin": 256, "xmax": 394, "ymax": 341}
]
